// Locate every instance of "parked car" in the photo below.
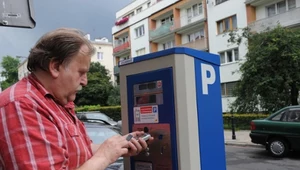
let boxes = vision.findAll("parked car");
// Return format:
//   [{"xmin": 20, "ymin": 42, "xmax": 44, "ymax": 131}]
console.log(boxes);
[
  {"xmin": 250, "ymin": 105, "xmax": 300, "ymax": 157},
  {"xmin": 76, "ymin": 111, "xmax": 118, "ymax": 126},
  {"xmin": 81, "ymin": 119, "xmax": 124, "ymax": 170}
]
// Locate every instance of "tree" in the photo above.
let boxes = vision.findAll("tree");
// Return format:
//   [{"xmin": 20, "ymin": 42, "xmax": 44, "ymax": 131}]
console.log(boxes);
[
  {"xmin": 228, "ymin": 25, "xmax": 300, "ymax": 113},
  {"xmin": 74, "ymin": 62, "xmax": 113, "ymax": 106},
  {"xmin": 107, "ymin": 85, "xmax": 120, "ymax": 106},
  {"xmin": 0, "ymin": 55, "xmax": 20, "ymax": 90}
]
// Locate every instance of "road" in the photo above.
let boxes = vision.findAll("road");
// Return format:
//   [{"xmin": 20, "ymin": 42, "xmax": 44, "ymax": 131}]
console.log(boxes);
[{"xmin": 226, "ymin": 145, "xmax": 300, "ymax": 170}]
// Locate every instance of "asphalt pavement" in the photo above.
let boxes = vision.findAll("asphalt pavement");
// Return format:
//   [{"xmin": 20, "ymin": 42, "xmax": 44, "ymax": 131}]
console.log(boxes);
[{"xmin": 226, "ymin": 145, "xmax": 300, "ymax": 170}]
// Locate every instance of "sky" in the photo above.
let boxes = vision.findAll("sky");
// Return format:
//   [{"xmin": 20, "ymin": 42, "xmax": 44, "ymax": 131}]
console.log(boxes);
[{"xmin": 0, "ymin": 0, "xmax": 132, "ymax": 64}]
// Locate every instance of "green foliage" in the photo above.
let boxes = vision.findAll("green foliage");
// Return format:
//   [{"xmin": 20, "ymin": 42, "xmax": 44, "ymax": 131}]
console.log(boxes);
[
  {"xmin": 75, "ymin": 105, "xmax": 121, "ymax": 121},
  {"xmin": 107, "ymin": 85, "xmax": 120, "ymax": 106},
  {"xmin": 75, "ymin": 105, "xmax": 270, "ymax": 129},
  {"xmin": 223, "ymin": 113, "xmax": 269, "ymax": 130},
  {"xmin": 0, "ymin": 56, "xmax": 20, "ymax": 90},
  {"xmin": 227, "ymin": 25, "xmax": 300, "ymax": 113},
  {"xmin": 74, "ymin": 62, "xmax": 113, "ymax": 106}
]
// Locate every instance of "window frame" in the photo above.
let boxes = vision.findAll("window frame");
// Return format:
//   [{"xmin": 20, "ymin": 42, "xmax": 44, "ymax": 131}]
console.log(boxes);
[{"xmin": 217, "ymin": 15, "xmax": 237, "ymax": 34}]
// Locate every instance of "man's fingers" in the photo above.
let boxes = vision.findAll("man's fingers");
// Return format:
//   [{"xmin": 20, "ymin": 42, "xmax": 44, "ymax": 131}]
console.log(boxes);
[
  {"xmin": 130, "ymin": 131, "xmax": 144, "ymax": 137},
  {"xmin": 138, "ymin": 138, "xmax": 148, "ymax": 149}
]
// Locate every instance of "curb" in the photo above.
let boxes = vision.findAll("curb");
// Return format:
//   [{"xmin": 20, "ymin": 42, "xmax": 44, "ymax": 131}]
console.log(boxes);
[{"xmin": 225, "ymin": 141, "xmax": 263, "ymax": 148}]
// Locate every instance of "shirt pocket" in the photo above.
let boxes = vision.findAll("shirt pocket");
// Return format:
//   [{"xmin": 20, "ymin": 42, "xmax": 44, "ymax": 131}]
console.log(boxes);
[{"xmin": 65, "ymin": 123, "xmax": 79, "ymax": 137}]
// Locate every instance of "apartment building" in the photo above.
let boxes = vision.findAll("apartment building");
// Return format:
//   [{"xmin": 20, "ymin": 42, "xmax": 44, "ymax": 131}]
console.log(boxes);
[
  {"xmin": 112, "ymin": 0, "xmax": 300, "ymax": 112},
  {"xmin": 206, "ymin": 0, "xmax": 248, "ymax": 112},
  {"xmin": 112, "ymin": 0, "xmax": 206, "ymax": 83},
  {"xmin": 149, "ymin": 0, "xmax": 207, "ymax": 53},
  {"xmin": 88, "ymin": 36, "xmax": 115, "ymax": 84}
]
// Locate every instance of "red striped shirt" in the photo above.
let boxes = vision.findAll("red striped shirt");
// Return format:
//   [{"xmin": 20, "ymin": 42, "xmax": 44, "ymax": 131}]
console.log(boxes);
[{"xmin": 0, "ymin": 74, "xmax": 93, "ymax": 170}]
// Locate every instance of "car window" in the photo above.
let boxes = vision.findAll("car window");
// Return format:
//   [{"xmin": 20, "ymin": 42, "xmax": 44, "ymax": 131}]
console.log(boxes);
[
  {"xmin": 86, "ymin": 114, "xmax": 109, "ymax": 120},
  {"xmin": 86, "ymin": 127, "xmax": 119, "ymax": 144},
  {"xmin": 285, "ymin": 109, "xmax": 300, "ymax": 122},
  {"xmin": 271, "ymin": 110, "xmax": 286, "ymax": 121}
]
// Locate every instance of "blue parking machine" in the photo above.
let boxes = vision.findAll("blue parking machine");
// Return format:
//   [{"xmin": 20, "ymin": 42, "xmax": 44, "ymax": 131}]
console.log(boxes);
[{"xmin": 119, "ymin": 47, "xmax": 226, "ymax": 170}]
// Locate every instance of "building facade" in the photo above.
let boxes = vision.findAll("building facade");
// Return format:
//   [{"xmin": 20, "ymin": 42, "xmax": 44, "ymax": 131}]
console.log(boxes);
[
  {"xmin": 112, "ymin": 0, "xmax": 300, "ymax": 112},
  {"xmin": 89, "ymin": 37, "xmax": 115, "ymax": 84}
]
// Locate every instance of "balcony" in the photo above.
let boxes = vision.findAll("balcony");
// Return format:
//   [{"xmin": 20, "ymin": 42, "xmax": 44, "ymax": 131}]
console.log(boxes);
[
  {"xmin": 248, "ymin": 7, "xmax": 300, "ymax": 32},
  {"xmin": 113, "ymin": 41, "xmax": 130, "ymax": 54},
  {"xmin": 179, "ymin": 13, "xmax": 205, "ymax": 28},
  {"xmin": 114, "ymin": 66, "xmax": 120, "ymax": 75},
  {"xmin": 245, "ymin": 0, "xmax": 274, "ymax": 6},
  {"xmin": 149, "ymin": 21, "xmax": 174, "ymax": 40},
  {"xmin": 180, "ymin": 38, "xmax": 208, "ymax": 51}
]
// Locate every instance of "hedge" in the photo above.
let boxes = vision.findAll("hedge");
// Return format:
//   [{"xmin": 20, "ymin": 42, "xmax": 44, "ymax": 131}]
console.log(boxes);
[
  {"xmin": 75, "ymin": 105, "xmax": 270, "ymax": 129},
  {"xmin": 223, "ymin": 113, "xmax": 270, "ymax": 130}
]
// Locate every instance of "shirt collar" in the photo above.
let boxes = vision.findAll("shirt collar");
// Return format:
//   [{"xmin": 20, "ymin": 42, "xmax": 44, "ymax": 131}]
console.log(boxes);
[{"xmin": 27, "ymin": 73, "xmax": 75, "ymax": 109}]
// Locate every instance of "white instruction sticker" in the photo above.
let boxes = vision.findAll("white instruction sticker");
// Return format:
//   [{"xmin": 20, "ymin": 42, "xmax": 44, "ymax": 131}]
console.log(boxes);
[{"xmin": 134, "ymin": 105, "xmax": 159, "ymax": 124}]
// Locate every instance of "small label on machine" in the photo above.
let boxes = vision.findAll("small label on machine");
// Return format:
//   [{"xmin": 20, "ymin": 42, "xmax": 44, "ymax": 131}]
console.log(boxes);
[
  {"xmin": 134, "ymin": 105, "xmax": 159, "ymax": 124},
  {"xmin": 135, "ymin": 162, "xmax": 152, "ymax": 170}
]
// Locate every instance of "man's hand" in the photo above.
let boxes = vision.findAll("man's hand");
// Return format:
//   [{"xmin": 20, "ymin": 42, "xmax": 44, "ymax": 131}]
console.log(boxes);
[
  {"xmin": 123, "ymin": 131, "xmax": 154, "ymax": 157},
  {"xmin": 92, "ymin": 134, "xmax": 130, "ymax": 165},
  {"xmin": 90, "ymin": 131, "xmax": 154, "ymax": 168}
]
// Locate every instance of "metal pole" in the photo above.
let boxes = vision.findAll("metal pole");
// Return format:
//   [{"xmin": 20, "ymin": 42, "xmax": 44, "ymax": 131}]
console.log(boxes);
[{"xmin": 231, "ymin": 111, "xmax": 236, "ymax": 140}]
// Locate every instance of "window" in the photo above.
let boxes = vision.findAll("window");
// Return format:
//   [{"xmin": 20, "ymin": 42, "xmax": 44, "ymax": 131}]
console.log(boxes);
[
  {"xmin": 186, "ymin": 3, "xmax": 203, "ymax": 18},
  {"xmin": 217, "ymin": 15, "xmax": 237, "ymax": 34},
  {"xmin": 135, "ymin": 25, "xmax": 145, "ymax": 38},
  {"xmin": 277, "ymin": 1, "xmax": 286, "ymax": 14},
  {"xmin": 266, "ymin": 0, "xmax": 296, "ymax": 17},
  {"xmin": 221, "ymin": 81, "xmax": 238, "ymax": 97},
  {"xmin": 188, "ymin": 29, "xmax": 205, "ymax": 42},
  {"xmin": 267, "ymin": 4, "xmax": 276, "ymax": 17},
  {"xmin": 147, "ymin": 2, "xmax": 151, "ymax": 7},
  {"xmin": 136, "ymin": 48, "xmax": 146, "ymax": 56},
  {"xmin": 219, "ymin": 48, "xmax": 239, "ymax": 64},
  {"xmin": 161, "ymin": 15, "xmax": 173, "ymax": 25},
  {"xmin": 288, "ymin": 0, "xmax": 296, "ymax": 10},
  {"xmin": 216, "ymin": 0, "xmax": 228, "ymax": 5},
  {"xmin": 136, "ymin": 7, "xmax": 142, "ymax": 14},
  {"xmin": 115, "ymin": 36, "xmax": 129, "ymax": 46},
  {"xmin": 271, "ymin": 111, "xmax": 286, "ymax": 121},
  {"xmin": 271, "ymin": 109, "xmax": 300, "ymax": 122},
  {"xmin": 97, "ymin": 52, "xmax": 103, "ymax": 60},
  {"xmin": 162, "ymin": 40, "xmax": 174, "ymax": 50}
]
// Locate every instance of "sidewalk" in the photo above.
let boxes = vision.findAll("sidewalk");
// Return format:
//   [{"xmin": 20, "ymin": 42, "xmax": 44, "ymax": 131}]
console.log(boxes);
[{"xmin": 224, "ymin": 130, "xmax": 263, "ymax": 148}]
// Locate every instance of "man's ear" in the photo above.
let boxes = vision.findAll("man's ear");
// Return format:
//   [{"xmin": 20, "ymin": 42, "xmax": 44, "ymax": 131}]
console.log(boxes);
[{"xmin": 49, "ymin": 60, "xmax": 60, "ymax": 78}]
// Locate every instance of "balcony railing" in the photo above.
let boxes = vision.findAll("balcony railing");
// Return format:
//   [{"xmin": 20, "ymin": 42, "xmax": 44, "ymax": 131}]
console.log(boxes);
[
  {"xmin": 113, "ymin": 41, "xmax": 130, "ymax": 53},
  {"xmin": 114, "ymin": 66, "xmax": 120, "ymax": 75},
  {"xmin": 180, "ymin": 38, "xmax": 208, "ymax": 51},
  {"xmin": 149, "ymin": 21, "xmax": 173, "ymax": 40},
  {"xmin": 248, "ymin": 7, "xmax": 300, "ymax": 32}
]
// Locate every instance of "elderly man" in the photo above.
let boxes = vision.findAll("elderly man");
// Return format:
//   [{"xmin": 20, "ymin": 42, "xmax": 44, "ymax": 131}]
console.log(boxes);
[{"xmin": 0, "ymin": 28, "xmax": 152, "ymax": 170}]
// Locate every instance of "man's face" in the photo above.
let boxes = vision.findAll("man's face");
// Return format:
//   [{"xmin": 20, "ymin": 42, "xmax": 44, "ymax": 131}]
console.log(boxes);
[{"xmin": 52, "ymin": 45, "xmax": 91, "ymax": 105}]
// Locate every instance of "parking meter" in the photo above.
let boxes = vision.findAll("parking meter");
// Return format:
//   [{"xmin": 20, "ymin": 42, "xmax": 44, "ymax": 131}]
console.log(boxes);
[{"xmin": 119, "ymin": 47, "xmax": 226, "ymax": 170}]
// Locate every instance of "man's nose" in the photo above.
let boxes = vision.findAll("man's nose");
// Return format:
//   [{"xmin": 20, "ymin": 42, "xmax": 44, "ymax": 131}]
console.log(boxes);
[{"xmin": 81, "ymin": 74, "xmax": 88, "ymax": 86}]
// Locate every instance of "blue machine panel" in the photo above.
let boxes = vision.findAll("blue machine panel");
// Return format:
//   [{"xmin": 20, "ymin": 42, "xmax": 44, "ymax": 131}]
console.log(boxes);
[
  {"xmin": 127, "ymin": 67, "xmax": 178, "ymax": 170},
  {"xmin": 194, "ymin": 59, "xmax": 227, "ymax": 170}
]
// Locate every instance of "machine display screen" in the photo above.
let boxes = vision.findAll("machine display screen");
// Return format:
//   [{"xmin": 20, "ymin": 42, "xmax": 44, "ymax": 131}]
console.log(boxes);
[{"xmin": 133, "ymin": 80, "xmax": 163, "ymax": 106}]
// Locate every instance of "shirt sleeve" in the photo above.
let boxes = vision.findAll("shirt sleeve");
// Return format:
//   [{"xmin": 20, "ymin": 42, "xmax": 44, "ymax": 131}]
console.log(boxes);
[{"xmin": 0, "ymin": 99, "xmax": 69, "ymax": 170}]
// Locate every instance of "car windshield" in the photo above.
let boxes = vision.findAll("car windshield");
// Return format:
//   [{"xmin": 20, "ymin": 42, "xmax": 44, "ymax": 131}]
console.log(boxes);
[{"xmin": 86, "ymin": 126, "xmax": 119, "ymax": 144}]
